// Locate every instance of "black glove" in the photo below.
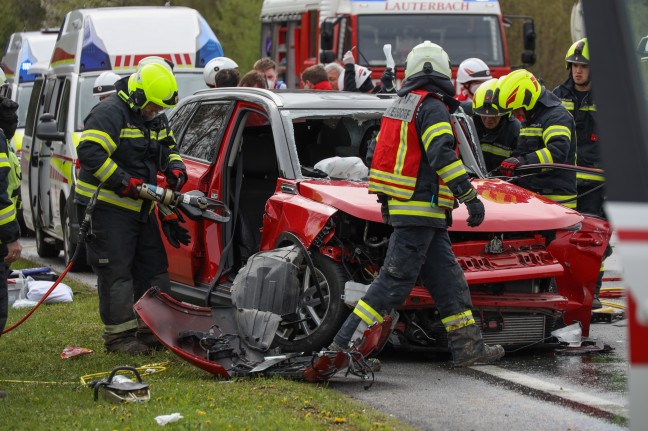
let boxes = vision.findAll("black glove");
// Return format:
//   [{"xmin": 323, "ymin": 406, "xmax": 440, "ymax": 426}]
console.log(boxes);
[
  {"xmin": 159, "ymin": 207, "xmax": 191, "ymax": 248},
  {"xmin": 499, "ymin": 157, "xmax": 523, "ymax": 177},
  {"xmin": 380, "ymin": 68, "xmax": 396, "ymax": 92},
  {"xmin": 464, "ymin": 196, "xmax": 485, "ymax": 227}
]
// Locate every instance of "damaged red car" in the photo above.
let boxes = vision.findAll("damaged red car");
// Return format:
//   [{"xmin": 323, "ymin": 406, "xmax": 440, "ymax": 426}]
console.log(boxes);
[{"xmin": 137, "ymin": 88, "xmax": 610, "ymax": 376}]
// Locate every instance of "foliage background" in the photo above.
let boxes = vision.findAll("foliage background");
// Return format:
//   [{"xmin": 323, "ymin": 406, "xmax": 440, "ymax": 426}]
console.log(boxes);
[{"xmin": 0, "ymin": 0, "xmax": 647, "ymax": 88}]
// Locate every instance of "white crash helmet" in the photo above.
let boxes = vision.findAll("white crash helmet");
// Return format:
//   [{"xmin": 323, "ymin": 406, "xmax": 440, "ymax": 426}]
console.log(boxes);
[
  {"xmin": 337, "ymin": 64, "xmax": 372, "ymax": 91},
  {"xmin": 203, "ymin": 57, "xmax": 239, "ymax": 87},
  {"xmin": 456, "ymin": 58, "xmax": 492, "ymax": 84},
  {"xmin": 93, "ymin": 71, "xmax": 121, "ymax": 97}
]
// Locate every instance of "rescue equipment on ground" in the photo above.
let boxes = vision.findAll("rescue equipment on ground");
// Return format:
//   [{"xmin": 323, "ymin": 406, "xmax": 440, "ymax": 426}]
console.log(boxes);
[{"xmin": 88, "ymin": 366, "xmax": 150, "ymax": 403}]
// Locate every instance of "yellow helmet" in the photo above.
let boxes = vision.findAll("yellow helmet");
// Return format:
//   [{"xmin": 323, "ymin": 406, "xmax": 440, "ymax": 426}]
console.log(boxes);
[
  {"xmin": 494, "ymin": 69, "xmax": 542, "ymax": 111},
  {"xmin": 404, "ymin": 40, "xmax": 451, "ymax": 80},
  {"xmin": 565, "ymin": 38, "xmax": 589, "ymax": 69},
  {"xmin": 472, "ymin": 78, "xmax": 507, "ymax": 116},
  {"xmin": 127, "ymin": 62, "xmax": 178, "ymax": 109}
]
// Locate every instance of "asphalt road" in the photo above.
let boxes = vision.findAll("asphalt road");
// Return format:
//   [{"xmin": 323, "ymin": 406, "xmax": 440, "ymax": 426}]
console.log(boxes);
[{"xmin": 18, "ymin": 237, "xmax": 629, "ymax": 430}]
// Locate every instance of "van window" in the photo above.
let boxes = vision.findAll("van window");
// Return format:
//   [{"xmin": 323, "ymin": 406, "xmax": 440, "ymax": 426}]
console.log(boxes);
[
  {"xmin": 77, "ymin": 75, "xmax": 103, "ymax": 131},
  {"xmin": 179, "ymin": 102, "xmax": 231, "ymax": 162},
  {"xmin": 16, "ymin": 83, "xmax": 34, "ymax": 128},
  {"xmin": 25, "ymin": 79, "xmax": 43, "ymax": 137},
  {"xmin": 57, "ymin": 80, "xmax": 71, "ymax": 132}
]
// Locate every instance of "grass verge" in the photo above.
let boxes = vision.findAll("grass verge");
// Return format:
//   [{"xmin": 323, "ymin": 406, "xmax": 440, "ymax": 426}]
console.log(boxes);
[{"xmin": 1, "ymin": 258, "xmax": 415, "ymax": 431}]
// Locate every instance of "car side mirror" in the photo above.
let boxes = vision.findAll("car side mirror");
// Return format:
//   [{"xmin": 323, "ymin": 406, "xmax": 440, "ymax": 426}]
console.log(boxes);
[
  {"xmin": 320, "ymin": 50, "xmax": 336, "ymax": 64},
  {"xmin": 36, "ymin": 113, "xmax": 65, "ymax": 142},
  {"xmin": 637, "ymin": 36, "xmax": 648, "ymax": 61},
  {"xmin": 523, "ymin": 21, "xmax": 536, "ymax": 51},
  {"xmin": 320, "ymin": 21, "xmax": 334, "ymax": 51}
]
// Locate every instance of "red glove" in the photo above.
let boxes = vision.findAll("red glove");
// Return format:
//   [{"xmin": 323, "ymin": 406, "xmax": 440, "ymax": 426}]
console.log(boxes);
[
  {"xmin": 119, "ymin": 177, "xmax": 144, "ymax": 199},
  {"xmin": 167, "ymin": 169, "xmax": 187, "ymax": 191},
  {"xmin": 499, "ymin": 157, "xmax": 523, "ymax": 177}
]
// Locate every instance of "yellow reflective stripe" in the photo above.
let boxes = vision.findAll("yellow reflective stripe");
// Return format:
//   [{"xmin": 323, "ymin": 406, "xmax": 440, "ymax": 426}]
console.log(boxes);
[
  {"xmin": 81, "ymin": 129, "xmax": 118, "ymax": 155},
  {"xmin": 369, "ymin": 168, "xmax": 417, "ymax": 187},
  {"xmin": 353, "ymin": 299, "xmax": 384, "ymax": 326},
  {"xmin": 543, "ymin": 194, "xmax": 577, "ymax": 209},
  {"xmin": 394, "ymin": 121, "xmax": 408, "ymax": 176},
  {"xmin": 442, "ymin": 310, "xmax": 475, "ymax": 332},
  {"xmin": 368, "ymin": 182, "xmax": 413, "ymax": 200},
  {"xmin": 561, "ymin": 100, "xmax": 575, "ymax": 111},
  {"xmin": 481, "ymin": 143, "xmax": 511, "ymax": 158},
  {"xmin": 576, "ymin": 172, "xmax": 605, "ymax": 181},
  {"xmin": 169, "ymin": 154, "xmax": 182, "ymax": 163},
  {"xmin": 156, "ymin": 129, "xmax": 174, "ymax": 140},
  {"xmin": 520, "ymin": 127, "xmax": 542, "ymax": 137},
  {"xmin": 105, "ymin": 319, "xmax": 139, "ymax": 334},
  {"xmin": 388, "ymin": 200, "xmax": 446, "ymax": 218},
  {"xmin": 94, "ymin": 159, "xmax": 118, "ymax": 182},
  {"xmin": 422, "ymin": 121, "xmax": 453, "ymax": 152},
  {"xmin": 437, "ymin": 159, "xmax": 467, "ymax": 183},
  {"xmin": 0, "ymin": 203, "xmax": 17, "ymax": 225},
  {"xmin": 120, "ymin": 128, "xmax": 145, "ymax": 139},
  {"xmin": 535, "ymin": 148, "xmax": 554, "ymax": 164},
  {"xmin": 543, "ymin": 125, "xmax": 571, "ymax": 144},
  {"xmin": 458, "ymin": 188, "xmax": 477, "ymax": 203},
  {"xmin": 438, "ymin": 184, "xmax": 454, "ymax": 207},
  {"xmin": 0, "ymin": 153, "xmax": 9, "ymax": 168},
  {"xmin": 579, "ymin": 105, "xmax": 596, "ymax": 112},
  {"xmin": 76, "ymin": 180, "xmax": 142, "ymax": 212}
]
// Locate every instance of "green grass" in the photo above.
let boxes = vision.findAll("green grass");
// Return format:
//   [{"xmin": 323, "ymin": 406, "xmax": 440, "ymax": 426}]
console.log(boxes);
[{"xmin": 1, "ymin": 259, "xmax": 415, "ymax": 431}]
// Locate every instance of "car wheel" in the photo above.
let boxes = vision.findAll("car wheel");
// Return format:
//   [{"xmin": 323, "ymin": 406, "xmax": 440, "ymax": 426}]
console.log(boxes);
[
  {"xmin": 35, "ymin": 226, "xmax": 59, "ymax": 258},
  {"xmin": 273, "ymin": 252, "xmax": 350, "ymax": 353},
  {"xmin": 63, "ymin": 205, "xmax": 88, "ymax": 271}
]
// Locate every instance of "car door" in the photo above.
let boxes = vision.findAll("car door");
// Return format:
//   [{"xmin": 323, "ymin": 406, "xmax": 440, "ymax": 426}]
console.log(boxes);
[
  {"xmin": 164, "ymin": 100, "xmax": 234, "ymax": 286},
  {"xmin": 20, "ymin": 77, "xmax": 44, "ymax": 231}
]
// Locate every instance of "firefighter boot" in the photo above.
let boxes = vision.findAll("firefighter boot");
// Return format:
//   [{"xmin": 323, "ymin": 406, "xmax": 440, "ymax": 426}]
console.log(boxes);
[
  {"xmin": 103, "ymin": 331, "xmax": 150, "ymax": 355},
  {"xmin": 137, "ymin": 320, "xmax": 165, "ymax": 351},
  {"xmin": 447, "ymin": 324, "xmax": 504, "ymax": 367}
]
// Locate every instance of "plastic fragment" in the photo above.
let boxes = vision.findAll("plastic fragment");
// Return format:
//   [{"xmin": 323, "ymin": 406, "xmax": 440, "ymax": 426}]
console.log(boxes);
[
  {"xmin": 61, "ymin": 346, "xmax": 94, "ymax": 359},
  {"xmin": 155, "ymin": 413, "xmax": 183, "ymax": 426}
]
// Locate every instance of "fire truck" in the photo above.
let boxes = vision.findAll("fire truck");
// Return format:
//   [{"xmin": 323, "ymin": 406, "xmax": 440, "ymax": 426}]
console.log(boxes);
[{"xmin": 259, "ymin": 0, "xmax": 536, "ymax": 88}]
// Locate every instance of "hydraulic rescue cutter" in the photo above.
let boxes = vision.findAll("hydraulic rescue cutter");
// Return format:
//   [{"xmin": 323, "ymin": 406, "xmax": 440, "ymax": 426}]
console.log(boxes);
[{"xmin": 134, "ymin": 187, "xmax": 380, "ymax": 384}]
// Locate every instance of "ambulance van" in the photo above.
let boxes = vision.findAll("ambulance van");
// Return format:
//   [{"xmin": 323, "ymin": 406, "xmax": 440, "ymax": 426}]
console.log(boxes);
[
  {"xmin": 21, "ymin": 6, "xmax": 223, "ymax": 269},
  {"xmin": 1, "ymin": 29, "xmax": 58, "ymax": 156}
]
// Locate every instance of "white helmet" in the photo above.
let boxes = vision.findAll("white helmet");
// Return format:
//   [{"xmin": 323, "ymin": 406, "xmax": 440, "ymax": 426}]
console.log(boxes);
[
  {"xmin": 93, "ymin": 71, "xmax": 121, "ymax": 97},
  {"xmin": 337, "ymin": 64, "xmax": 372, "ymax": 91},
  {"xmin": 203, "ymin": 57, "xmax": 239, "ymax": 87},
  {"xmin": 456, "ymin": 58, "xmax": 492, "ymax": 84},
  {"xmin": 404, "ymin": 41, "xmax": 452, "ymax": 81}
]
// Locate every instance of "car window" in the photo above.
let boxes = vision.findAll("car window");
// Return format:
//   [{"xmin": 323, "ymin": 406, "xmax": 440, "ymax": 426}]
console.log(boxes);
[
  {"xmin": 57, "ymin": 80, "xmax": 71, "ymax": 133},
  {"xmin": 25, "ymin": 79, "xmax": 43, "ymax": 137},
  {"xmin": 179, "ymin": 102, "xmax": 231, "ymax": 162},
  {"xmin": 168, "ymin": 101, "xmax": 197, "ymax": 141}
]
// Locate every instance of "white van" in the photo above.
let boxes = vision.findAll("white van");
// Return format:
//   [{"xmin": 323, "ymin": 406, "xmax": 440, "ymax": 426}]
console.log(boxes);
[
  {"xmin": 21, "ymin": 6, "xmax": 223, "ymax": 268},
  {"xmin": 0, "ymin": 29, "xmax": 58, "ymax": 156}
]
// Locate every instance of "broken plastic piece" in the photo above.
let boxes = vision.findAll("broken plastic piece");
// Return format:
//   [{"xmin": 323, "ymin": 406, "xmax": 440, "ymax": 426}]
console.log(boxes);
[
  {"xmin": 61, "ymin": 346, "xmax": 94, "ymax": 359},
  {"xmin": 551, "ymin": 322, "xmax": 582, "ymax": 347},
  {"xmin": 155, "ymin": 413, "xmax": 183, "ymax": 426}
]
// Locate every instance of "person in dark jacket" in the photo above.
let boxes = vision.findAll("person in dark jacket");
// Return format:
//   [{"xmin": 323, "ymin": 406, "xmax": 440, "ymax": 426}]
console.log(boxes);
[
  {"xmin": 471, "ymin": 78, "xmax": 520, "ymax": 173},
  {"xmin": 495, "ymin": 69, "xmax": 577, "ymax": 208},
  {"xmin": 0, "ymin": 96, "xmax": 22, "ymax": 398},
  {"xmin": 308, "ymin": 42, "xmax": 504, "ymax": 381},
  {"xmin": 75, "ymin": 61, "xmax": 189, "ymax": 354},
  {"xmin": 553, "ymin": 38, "xmax": 608, "ymax": 309}
]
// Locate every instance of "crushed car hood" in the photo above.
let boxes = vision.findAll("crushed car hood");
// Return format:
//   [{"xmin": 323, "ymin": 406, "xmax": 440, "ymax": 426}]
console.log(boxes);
[{"xmin": 298, "ymin": 178, "xmax": 583, "ymax": 232}]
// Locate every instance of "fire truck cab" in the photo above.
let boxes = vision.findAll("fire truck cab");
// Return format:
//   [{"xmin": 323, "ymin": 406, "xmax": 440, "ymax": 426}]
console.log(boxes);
[
  {"xmin": 260, "ymin": 0, "xmax": 536, "ymax": 88},
  {"xmin": 21, "ymin": 6, "xmax": 223, "ymax": 269}
]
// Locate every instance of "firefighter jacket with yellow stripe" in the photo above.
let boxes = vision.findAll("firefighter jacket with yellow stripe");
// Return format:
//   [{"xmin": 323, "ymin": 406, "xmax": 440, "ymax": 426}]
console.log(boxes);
[
  {"xmin": 369, "ymin": 88, "xmax": 477, "ymax": 228},
  {"xmin": 553, "ymin": 78, "xmax": 603, "ymax": 184},
  {"xmin": 75, "ymin": 80, "xmax": 185, "ymax": 220},
  {"xmin": 474, "ymin": 114, "xmax": 520, "ymax": 173},
  {"xmin": 512, "ymin": 89, "xmax": 577, "ymax": 204},
  {"xmin": 0, "ymin": 130, "xmax": 20, "ymax": 244}
]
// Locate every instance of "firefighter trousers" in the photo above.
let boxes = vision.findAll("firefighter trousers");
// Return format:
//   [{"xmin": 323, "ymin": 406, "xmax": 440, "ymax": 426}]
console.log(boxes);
[
  {"xmin": 334, "ymin": 225, "xmax": 472, "ymax": 348},
  {"xmin": 0, "ymin": 245, "xmax": 8, "ymax": 334},
  {"xmin": 81, "ymin": 204, "xmax": 169, "ymax": 336}
]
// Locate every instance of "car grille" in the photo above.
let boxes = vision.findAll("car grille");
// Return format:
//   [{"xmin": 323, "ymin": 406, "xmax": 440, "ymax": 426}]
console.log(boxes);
[{"xmin": 475, "ymin": 314, "xmax": 547, "ymax": 345}]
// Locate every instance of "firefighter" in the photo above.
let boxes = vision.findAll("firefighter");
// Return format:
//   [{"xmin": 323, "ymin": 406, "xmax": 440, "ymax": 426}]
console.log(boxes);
[
  {"xmin": 0, "ymin": 96, "xmax": 22, "ymax": 398},
  {"xmin": 203, "ymin": 56, "xmax": 239, "ymax": 88},
  {"xmin": 329, "ymin": 41, "xmax": 504, "ymax": 367},
  {"xmin": 495, "ymin": 69, "xmax": 577, "ymax": 208},
  {"xmin": 74, "ymin": 62, "xmax": 190, "ymax": 354},
  {"xmin": 456, "ymin": 57, "xmax": 492, "ymax": 104},
  {"xmin": 553, "ymin": 38, "xmax": 607, "ymax": 309},
  {"xmin": 93, "ymin": 71, "xmax": 121, "ymax": 101},
  {"xmin": 471, "ymin": 78, "xmax": 520, "ymax": 173}
]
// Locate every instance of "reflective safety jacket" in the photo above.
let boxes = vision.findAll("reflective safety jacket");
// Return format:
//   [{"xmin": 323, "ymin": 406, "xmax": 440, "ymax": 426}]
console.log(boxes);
[
  {"xmin": 474, "ymin": 115, "xmax": 520, "ymax": 173},
  {"xmin": 0, "ymin": 130, "xmax": 20, "ymax": 245},
  {"xmin": 513, "ymin": 90, "xmax": 577, "ymax": 208},
  {"xmin": 75, "ymin": 79, "xmax": 185, "ymax": 220},
  {"xmin": 553, "ymin": 78, "xmax": 603, "ymax": 184},
  {"xmin": 369, "ymin": 88, "xmax": 477, "ymax": 228}
]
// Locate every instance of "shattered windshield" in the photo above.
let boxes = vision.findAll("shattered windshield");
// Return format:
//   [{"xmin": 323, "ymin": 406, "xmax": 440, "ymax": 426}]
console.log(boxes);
[{"xmin": 282, "ymin": 109, "xmax": 384, "ymax": 179}]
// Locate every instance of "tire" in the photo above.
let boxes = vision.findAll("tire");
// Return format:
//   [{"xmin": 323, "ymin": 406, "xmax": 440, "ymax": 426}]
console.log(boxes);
[
  {"xmin": 63, "ymin": 205, "xmax": 88, "ymax": 272},
  {"xmin": 273, "ymin": 252, "xmax": 351, "ymax": 353},
  {"xmin": 35, "ymin": 226, "xmax": 59, "ymax": 258}
]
